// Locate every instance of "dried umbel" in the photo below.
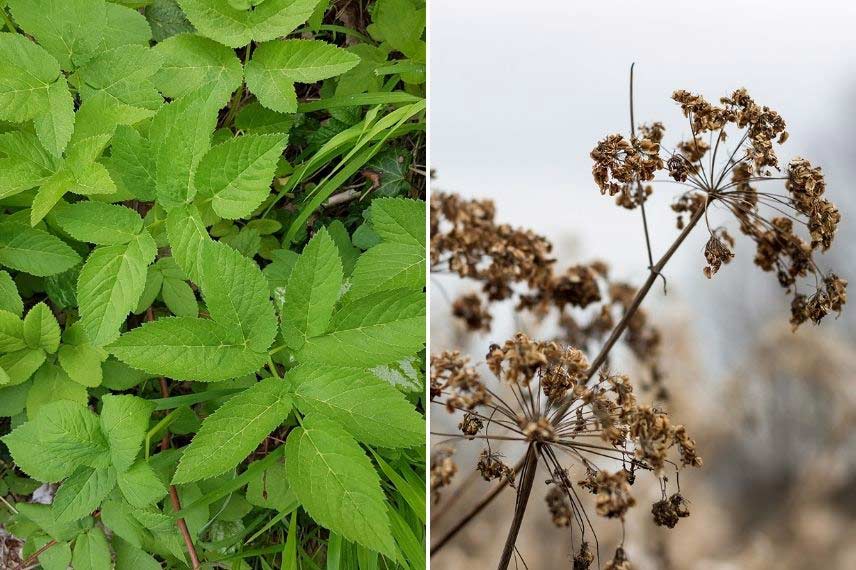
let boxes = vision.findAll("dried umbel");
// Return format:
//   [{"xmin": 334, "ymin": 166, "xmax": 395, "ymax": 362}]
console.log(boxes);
[
  {"xmin": 604, "ymin": 547, "xmax": 633, "ymax": 570},
  {"xmin": 573, "ymin": 542, "xmax": 595, "ymax": 570},
  {"xmin": 430, "ymin": 448, "xmax": 458, "ymax": 503},
  {"xmin": 431, "ymin": 192, "xmax": 554, "ymax": 301},
  {"xmin": 651, "ymin": 493, "xmax": 691, "ymax": 528},
  {"xmin": 431, "ymin": 333, "xmax": 700, "ymax": 564},
  {"xmin": 451, "ymin": 292, "xmax": 493, "ymax": 332},
  {"xmin": 591, "ymin": 88, "xmax": 846, "ymax": 328},
  {"xmin": 477, "ymin": 450, "xmax": 515, "ymax": 484}
]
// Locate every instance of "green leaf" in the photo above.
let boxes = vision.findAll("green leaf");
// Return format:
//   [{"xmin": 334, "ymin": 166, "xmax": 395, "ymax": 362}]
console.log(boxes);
[
  {"xmin": 177, "ymin": 0, "xmax": 322, "ymax": 48},
  {"xmin": 103, "ymin": 2, "xmax": 154, "ymax": 49},
  {"xmin": 7, "ymin": 0, "xmax": 107, "ymax": 70},
  {"xmin": 78, "ymin": 230, "xmax": 157, "ymax": 346},
  {"xmin": 149, "ymin": 86, "xmax": 221, "ymax": 208},
  {"xmin": 146, "ymin": 0, "xmax": 195, "ymax": 42},
  {"xmin": 285, "ymin": 414, "xmax": 395, "ymax": 557},
  {"xmin": 109, "ymin": 317, "xmax": 267, "ymax": 381},
  {"xmin": 52, "ymin": 466, "xmax": 117, "ymax": 522},
  {"xmin": 25, "ymin": 364, "xmax": 88, "ymax": 419},
  {"xmin": 0, "ymin": 269, "xmax": 23, "ymax": 316},
  {"xmin": 36, "ymin": 538, "xmax": 73, "ymax": 570},
  {"xmin": 117, "ymin": 460, "xmax": 168, "ymax": 507},
  {"xmin": 52, "ymin": 200, "xmax": 144, "ymax": 245},
  {"xmin": 245, "ymin": 39, "xmax": 360, "ymax": 113},
  {"xmin": 114, "ymin": 537, "xmax": 162, "ymax": 570},
  {"xmin": 0, "ymin": 348, "xmax": 46, "ymax": 386},
  {"xmin": 57, "ymin": 324, "xmax": 106, "ymax": 387},
  {"xmin": 173, "ymin": 376, "xmax": 292, "ymax": 483},
  {"xmin": 16, "ymin": 503, "xmax": 85, "ymax": 542},
  {"xmin": 33, "ymin": 76, "xmax": 75, "ymax": 158},
  {"xmin": 0, "ymin": 308, "xmax": 26, "ymax": 351},
  {"xmin": 165, "ymin": 203, "xmax": 210, "ymax": 283},
  {"xmin": 297, "ymin": 290, "xmax": 424, "ymax": 366},
  {"xmin": 196, "ymin": 133, "xmax": 286, "ymax": 220},
  {"xmin": 0, "ymin": 131, "xmax": 57, "ymax": 201},
  {"xmin": 153, "ymin": 33, "xmax": 243, "ymax": 101},
  {"xmin": 100, "ymin": 394, "xmax": 155, "ymax": 472},
  {"xmin": 1, "ymin": 401, "xmax": 109, "ymax": 482},
  {"xmin": 370, "ymin": 197, "xmax": 425, "ymax": 247},
  {"xmin": 288, "ymin": 365, "xmax": 423, "ymax": 448},
  {"xmin": 71, "ymin": 527, "xmax": 112, "ymax": 570},
  {"xmin": 0, "ymin": 32, "xmax": 61, "ymax": 121},
  {"xmin": 78, "ymin": 44, "xmax": 164, "ymax": 120},
  {"xmin": 107, "ymin": 125, "xmax": 156, "ymax": 201},
  {"xmin": 280, "ymin": 228, "xmax": 342, "ymax": 350},
  {"xmin": 22, "ymin": 301, "xmax": 61, "ymax": 353},
  {"xmin": 367, "ymin": 0, "xmax": 425, "ymax": 60},
  {"xmin": 200, "ymin": 240, "xmax": 277, "ymax": 351},
  {"xmin": 245, "ymin": 458, "xmax": 298, "ymax": 511},
  {"xmin": 346, "ymin": 242, "xmax": 425, "ymax": 301},
  {"xmin": 102, "ymin": 500, "xmax": 148, "ymax": 549},
  {"xmin": 161, "ymin": 276, "xmax": 198, "ymax": 317},
  {"xmin": 0, "ymin": 221, "xmax": 80, "ymax": 276}
]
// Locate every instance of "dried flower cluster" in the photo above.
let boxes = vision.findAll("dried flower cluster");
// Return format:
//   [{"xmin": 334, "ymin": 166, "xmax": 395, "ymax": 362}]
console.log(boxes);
[
  {"xmin": 591, "ymin": 88, "xmax": 846, "ymax": 329},
  {"xmin": 431, "ymin": 191, "xmax": 669, "ymax": 398},
  {"xmin": 431, "ymin": 332, "xmax": 701, "ymax": 563},
  {"xmin": 430, "ymin": 192, "xmax": 553, "ymax": 300}
]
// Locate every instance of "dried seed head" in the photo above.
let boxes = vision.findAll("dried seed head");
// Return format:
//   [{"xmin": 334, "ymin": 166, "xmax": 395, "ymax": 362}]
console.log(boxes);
[
  {"xmin": 579, "ymin": 469, "xmax": 636, "ymax": 519},
  {"xmin": 430, "ymin": 351, "xmax": 490, "ymax": 411},
  {"xmin": 458, "ymin": 412, "xmax": 483, "ymax": 438},
  {"xmin": 702, "ymin": 230, "xmax": 735, "ymax": 279},
  {"xmin": 546, "ymin": 486, "xmax": 573, "ymax": 527},
  {"xmin": 652, "ymin": 493, "xmax": 690, "ymax": 528},
  {"xmin": 604, "ymin": 547, "xmax": 633, "ymax": 570},
  {"xmin": 430, "ymin": 448, "xmax": 457, "ymax": 503},
  {"xmin": 667, "ymin": 155, "xmax": 689, "ymax": 182},
  {"xmin": 573, "ymin": 542, "xmax": 595, "ymax": 570},
  {"xmin": 476, "ymin": 450, "xmax": 515, "ymax": 484},
  {"xmin": 451, "ymin": 293, "xmax": 493, "ymax": 332}
]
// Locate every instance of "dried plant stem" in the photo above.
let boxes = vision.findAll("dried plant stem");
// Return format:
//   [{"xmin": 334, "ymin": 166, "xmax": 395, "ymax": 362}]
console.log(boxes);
[
  {"xmin": 432, "ymin": 204, "xmax": 707, "ymax": 556},
  {"xmin": 552, "ymin": 202, "xmax": 706, "ymax": 421},
  {"xmin": 496, "ymin": 445, "xmax": 538, "ymax": 570},
  {"xmin": 147, "ymin": 309, "xmax": 202, "ymax": 570},
  {"xmin": 430, "ymin": 457, "xmax": 524, "ymax": 555}
]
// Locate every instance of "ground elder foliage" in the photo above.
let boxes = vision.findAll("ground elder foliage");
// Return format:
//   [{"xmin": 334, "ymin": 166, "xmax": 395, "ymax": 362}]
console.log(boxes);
[{"xmin": 0, "ymin": 0, "xmax": 426, "ymax": 568}]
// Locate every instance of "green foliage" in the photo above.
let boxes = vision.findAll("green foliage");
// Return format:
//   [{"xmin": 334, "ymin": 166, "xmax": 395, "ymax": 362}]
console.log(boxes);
[{"xmin": 0, "ymin": 0, "xmax": 425, "ymax": 566}]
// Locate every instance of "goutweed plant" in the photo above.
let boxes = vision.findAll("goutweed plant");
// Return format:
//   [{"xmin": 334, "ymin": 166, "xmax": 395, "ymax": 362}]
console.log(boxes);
[
  {"xmin": 429, "ymin": 68, "xmax": 845, "ymax": 570},
  {"xmin": 0, "ymin": 0, "xmax": 426, "ymax": 568}
]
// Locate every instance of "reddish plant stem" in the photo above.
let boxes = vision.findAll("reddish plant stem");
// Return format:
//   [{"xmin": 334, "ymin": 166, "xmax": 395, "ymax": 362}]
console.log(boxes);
[
  {"xmin": 148, "ymin": 309, "xmax": 202, "ymax": 570},
  {"xmin": 20, "ymin": 539, "xmax": 57, "ymax": 569}
]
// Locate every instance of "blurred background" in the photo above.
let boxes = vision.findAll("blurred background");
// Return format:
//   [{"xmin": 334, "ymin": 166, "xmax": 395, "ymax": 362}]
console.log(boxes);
[{"xmin": 429, "ymin": 0, "xmax": 856, "ymax": 568}]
